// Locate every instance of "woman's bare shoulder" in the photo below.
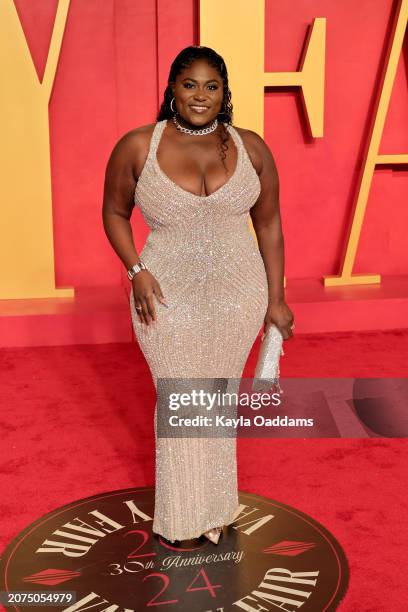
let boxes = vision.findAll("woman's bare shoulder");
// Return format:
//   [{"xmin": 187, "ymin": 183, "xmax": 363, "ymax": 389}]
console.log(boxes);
[
  {"xmin": 112, "ymin": 122, "xmax": 156, "ymax": 156},
  {"xmin": 233, "ymin": 125, "xmax": 273, "ymax": 174},
  {"xmin": 234, "ymin": 125, "xmax": 269, "ymax": 151},
  {"xmin": 107, "ymin": 122, "xmax": 158, "ymax": 176}
]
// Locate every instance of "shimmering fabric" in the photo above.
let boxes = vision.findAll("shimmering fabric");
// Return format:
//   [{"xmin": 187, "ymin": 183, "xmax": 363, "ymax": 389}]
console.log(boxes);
[{"xmin": 130, "ymin": 119, "xmax": 268, "ymax": 541}]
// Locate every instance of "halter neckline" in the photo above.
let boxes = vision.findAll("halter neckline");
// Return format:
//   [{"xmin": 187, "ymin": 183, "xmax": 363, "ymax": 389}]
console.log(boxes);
[{"xmin": 152, "ymin": 119, "xmax": 243, "ymax": 200}]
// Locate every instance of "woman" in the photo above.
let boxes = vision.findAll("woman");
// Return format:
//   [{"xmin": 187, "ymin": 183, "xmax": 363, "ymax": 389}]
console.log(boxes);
[{"xmin": 102, "ymin": 45, "xmax": 294, "ymax": 546}]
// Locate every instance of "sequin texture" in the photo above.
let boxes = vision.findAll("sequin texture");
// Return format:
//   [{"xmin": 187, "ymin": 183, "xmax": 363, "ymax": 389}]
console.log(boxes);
[{"xmin": 129, "ymin": 119, "xmax": 269, "ymax": 541}]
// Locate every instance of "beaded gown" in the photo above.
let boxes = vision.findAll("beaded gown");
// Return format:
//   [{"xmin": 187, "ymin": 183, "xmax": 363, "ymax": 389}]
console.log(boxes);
[{"xmin": 130, "ymin": 119, "xmax": 268, "ymax": 542}]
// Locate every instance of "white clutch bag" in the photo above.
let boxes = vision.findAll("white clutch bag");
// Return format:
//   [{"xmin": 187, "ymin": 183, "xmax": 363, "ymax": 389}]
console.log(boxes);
[{"xmin": 252, "ymin": 324, "xmax": 284, "ymax": 393}]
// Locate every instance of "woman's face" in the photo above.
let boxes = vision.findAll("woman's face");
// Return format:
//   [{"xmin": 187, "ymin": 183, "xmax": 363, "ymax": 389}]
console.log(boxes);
[{"xmin": 171, "ymin": 59, "xmax": 224, "ymax": 126}]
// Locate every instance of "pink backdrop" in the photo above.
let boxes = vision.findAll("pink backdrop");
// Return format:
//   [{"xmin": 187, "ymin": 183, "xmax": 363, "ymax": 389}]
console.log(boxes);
[{"xmin": 13, "ymin": 0, "xmax": 408, "ymax": 288}]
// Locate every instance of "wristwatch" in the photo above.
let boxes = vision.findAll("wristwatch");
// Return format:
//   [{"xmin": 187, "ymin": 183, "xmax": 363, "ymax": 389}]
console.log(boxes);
[{"xmin": 127, "ymin": 260, "xmax": 147, "ymax": 280}]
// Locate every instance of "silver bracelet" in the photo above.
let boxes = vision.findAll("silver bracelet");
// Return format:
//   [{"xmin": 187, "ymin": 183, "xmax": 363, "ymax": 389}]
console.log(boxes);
[{"xmin": 127, "ymin": 260, "xmax": 147, "ymax": 281}]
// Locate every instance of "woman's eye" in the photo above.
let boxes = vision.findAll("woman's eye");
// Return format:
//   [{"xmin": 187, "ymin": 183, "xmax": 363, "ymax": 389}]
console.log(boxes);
[{"xmin": 183, "ymin": 83, "xmax": 218, "ymax": 90}]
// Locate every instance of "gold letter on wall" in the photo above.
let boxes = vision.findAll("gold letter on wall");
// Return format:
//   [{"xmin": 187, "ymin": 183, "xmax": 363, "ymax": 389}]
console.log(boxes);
[
  {"xmin": 0, "ymin": 0, "xmax": 73, "ymax": 299},
  {"xmin": 199, "ymin": 0, "xmax": 326, "ymax": 289},
  {"xmin": 199, "ymin": 0, "xmax": 326, "ymax": 138},
  {"xmin": 324, "ymin": 0, "xmax": 407, "ymax": 286}
]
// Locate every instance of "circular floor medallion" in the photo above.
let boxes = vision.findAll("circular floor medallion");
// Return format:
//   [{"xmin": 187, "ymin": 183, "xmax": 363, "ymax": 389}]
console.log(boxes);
[{"xmin": 0, "ymin": 487, "xmax": 349, "ymax": 611}]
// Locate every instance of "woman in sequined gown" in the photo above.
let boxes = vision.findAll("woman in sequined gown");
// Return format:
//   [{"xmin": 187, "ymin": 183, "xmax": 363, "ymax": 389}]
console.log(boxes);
[{"xmin": 102, "ymin": 46, "xmax": 294, "ymax": 544}]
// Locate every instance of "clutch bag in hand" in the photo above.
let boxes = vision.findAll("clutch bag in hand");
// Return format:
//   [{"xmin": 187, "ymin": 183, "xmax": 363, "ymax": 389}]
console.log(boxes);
[{"xmin": 252, "ymin": 325, "xmax": 284, "ymax": 394}]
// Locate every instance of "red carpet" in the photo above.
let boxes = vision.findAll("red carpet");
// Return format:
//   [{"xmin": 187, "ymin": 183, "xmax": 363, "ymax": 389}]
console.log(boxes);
[{"xmin": 1, "ymin": 328, "xmax": 407, "ymax": 610}]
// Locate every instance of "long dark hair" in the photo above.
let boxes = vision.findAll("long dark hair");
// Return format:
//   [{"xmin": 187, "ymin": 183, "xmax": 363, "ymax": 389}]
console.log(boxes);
[{"xmin": 157, "ymin": 45, "xmax": 233, "ymax": 170}]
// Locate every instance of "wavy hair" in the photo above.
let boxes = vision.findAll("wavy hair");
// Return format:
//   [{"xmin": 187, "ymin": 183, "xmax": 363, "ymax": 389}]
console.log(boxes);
[{"xmin": 157, "ymin": 45, "xmax": 233, "ymax": 170}]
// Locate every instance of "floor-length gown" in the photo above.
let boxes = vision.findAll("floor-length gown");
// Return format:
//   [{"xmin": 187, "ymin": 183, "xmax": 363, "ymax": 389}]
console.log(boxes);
[{"xmin": 130, "ymin": 119, "xmax": 269, "ymax": 542}]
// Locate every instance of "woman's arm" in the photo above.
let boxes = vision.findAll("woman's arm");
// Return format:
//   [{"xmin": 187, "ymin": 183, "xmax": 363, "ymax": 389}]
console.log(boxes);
[
  {"xmin": 242, "ymin": 130, "xmax": 294, "ymax": 339},
  {"xmin": 102, "ymin": 130, "xmax": 167, "ymax": 325},
  {"xmin": 102, "ymin": 132, "xmax": 141, "ymax": 270},
  {"xmin": 248, "ymin": 132, "xmax": 284, "ymax": 304}
]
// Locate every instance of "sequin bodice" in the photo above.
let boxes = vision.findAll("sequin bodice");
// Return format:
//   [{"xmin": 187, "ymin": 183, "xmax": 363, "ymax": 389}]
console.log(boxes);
[
  {"xmin": 134, "ymin": 119, "xmax": 261, "ymax": 227},
  {"xmin": 133, "ymin": 120, "xmax": 267, "ymax": 311}
]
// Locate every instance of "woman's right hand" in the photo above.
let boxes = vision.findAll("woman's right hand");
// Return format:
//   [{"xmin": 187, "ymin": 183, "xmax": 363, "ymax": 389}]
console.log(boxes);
[{"xmin": 132, "ymin": 270, "xmax": 168, "ymax": 325}]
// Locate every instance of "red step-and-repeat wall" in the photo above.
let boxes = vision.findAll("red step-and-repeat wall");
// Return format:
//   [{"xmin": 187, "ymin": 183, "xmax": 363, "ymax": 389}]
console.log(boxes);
[{"xmin": 13, "ymin": 0, "xmax": 408, "ymax": 288}]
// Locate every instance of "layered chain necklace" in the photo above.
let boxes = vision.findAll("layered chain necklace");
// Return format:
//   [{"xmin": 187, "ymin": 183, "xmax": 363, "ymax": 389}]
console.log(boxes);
[{"xmin": 172, "ymin": 114, "xmax": 218, "ymax": 136}]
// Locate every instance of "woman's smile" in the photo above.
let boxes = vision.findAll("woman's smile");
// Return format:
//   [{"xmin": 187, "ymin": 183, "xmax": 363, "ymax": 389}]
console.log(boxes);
[{"xmin": 189, "ymin": 105, "xmax": 209, "ymax": 113}]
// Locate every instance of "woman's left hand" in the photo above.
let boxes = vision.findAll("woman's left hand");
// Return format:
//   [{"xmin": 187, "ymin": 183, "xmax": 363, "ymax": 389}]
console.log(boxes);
[{"xmin": 262, "ymin": 300, "xmax": 295, "ymax": 340}]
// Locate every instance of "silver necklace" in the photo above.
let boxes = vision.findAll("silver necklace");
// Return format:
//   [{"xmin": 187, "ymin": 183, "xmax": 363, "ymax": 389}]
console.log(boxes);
[{"xmin": 172, "ymin": 114, "xmax": 218, "ymax": 136}]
